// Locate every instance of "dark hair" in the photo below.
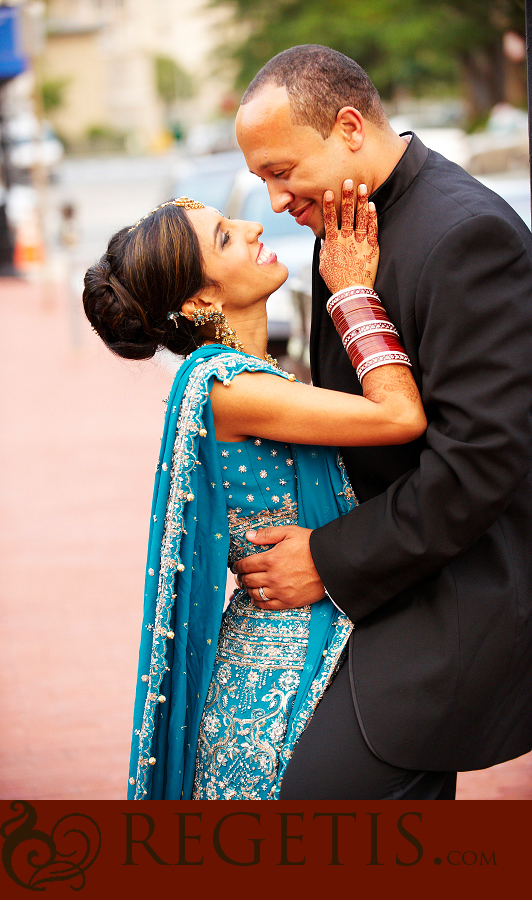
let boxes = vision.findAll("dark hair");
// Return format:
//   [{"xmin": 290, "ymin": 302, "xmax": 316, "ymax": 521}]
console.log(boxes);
[
  {"xmin": 241, "ymin": 45, "xmax": 386, "ymax": 139},
  {"xmin": 82, "ymin": 203, "xmax": 217, "ymax": 360}
]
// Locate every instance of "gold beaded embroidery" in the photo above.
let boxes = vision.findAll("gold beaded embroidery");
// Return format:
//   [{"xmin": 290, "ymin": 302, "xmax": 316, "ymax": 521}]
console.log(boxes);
[{"xmin": 226, "ymin": 495, "xmax": 298, "ymax": 567}]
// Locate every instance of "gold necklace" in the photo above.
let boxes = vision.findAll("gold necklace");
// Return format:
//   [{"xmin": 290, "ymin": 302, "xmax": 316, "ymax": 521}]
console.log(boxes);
[
  {"xmin": 264, "ymin": 352, "xmax": 296, "ymax": 381},
  {"xmin": 264, "ymin": 352, "xmax": 280, "ymax": 369}
]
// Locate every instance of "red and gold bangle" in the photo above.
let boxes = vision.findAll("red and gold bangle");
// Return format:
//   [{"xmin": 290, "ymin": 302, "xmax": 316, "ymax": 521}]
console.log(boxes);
[{"xmin": 326, "ymin": 286, "xmax": 411, "ymax": 381}]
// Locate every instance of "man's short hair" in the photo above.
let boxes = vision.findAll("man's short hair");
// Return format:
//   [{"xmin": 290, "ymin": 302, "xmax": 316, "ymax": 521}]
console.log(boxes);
[{"xmin": 241, "ymin": 45, "xmax": 387, "ymax": 138}]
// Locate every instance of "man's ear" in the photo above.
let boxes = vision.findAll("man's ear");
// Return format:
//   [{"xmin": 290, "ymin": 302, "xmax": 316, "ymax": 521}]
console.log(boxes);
[{"xmin": 334, "ymin": 107, "xmax": 365, "ymax": 151}]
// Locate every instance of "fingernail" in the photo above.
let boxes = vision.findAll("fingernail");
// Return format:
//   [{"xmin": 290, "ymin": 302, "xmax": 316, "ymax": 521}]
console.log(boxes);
[
  {"xmin": 324, "ymin": 190, "xmax": 333, "ymax": 201},
  {"xmin": 344, "ymin": 179, "xmax": 353, "ymax": 190},
  {"xmin": 246, "ymin": 530, "xmax": 257, "ymax": 539},
  {"xmin": 359, "ymin": 183, "xmax": 367, "ymax": 194},
  {"xmin": 368, "ymin": 201, "xmax": 375, "ymax": 211}
]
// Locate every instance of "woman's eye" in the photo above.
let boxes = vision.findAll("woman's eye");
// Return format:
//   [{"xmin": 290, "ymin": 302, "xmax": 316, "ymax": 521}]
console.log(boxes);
[{"xmin": 221, "ymin": 231, "xmax": 230, "ymax": 247}]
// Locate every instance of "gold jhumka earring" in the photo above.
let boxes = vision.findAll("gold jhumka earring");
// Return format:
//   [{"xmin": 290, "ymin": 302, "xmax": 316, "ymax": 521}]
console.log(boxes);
[
  {"xmin": 189, "ymin": 308, "xmax": 245, "ymax": 353},
  {"xmin": 168, "ymin": 308, "xmax": 280, "ymax": 369}
]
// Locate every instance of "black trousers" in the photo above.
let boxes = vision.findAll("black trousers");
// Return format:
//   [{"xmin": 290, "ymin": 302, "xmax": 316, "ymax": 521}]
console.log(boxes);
[{"xmin": 279, "ymin": 660, "xmax": 457, "ymax": 800}]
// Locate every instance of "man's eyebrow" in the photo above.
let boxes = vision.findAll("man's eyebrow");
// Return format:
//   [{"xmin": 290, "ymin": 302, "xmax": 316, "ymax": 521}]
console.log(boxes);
[{"xmin": 253, "ymin": 160, "xmax": 287, "ymax": 173}]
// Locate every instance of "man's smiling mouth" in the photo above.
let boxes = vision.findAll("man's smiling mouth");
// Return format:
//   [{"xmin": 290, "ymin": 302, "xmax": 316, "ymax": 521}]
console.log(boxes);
[{"xmin": 290, "ymin": 203, "xmax": 313, "ymax": 226}]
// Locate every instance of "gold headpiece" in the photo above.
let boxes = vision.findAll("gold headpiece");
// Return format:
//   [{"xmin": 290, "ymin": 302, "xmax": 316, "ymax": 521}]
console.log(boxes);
[{"xmin": 128, "ymin": 197, "xmax": 205, "ymax": 233}]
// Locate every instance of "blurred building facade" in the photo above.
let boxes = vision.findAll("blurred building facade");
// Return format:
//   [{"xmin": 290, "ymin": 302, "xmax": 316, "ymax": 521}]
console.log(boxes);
[{"xmin": 42, "ymin": 0, "xmax": 236, "ymax": 151}]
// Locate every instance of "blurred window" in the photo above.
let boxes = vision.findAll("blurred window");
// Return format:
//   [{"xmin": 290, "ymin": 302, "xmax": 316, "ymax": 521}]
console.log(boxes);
[
  {"xmin": 241, "ymin": 188, "xmax": 302, "ymax": 237},
  {"xmin": 178, "ymin": 172, "xmax": 236, "ymax": 215}
]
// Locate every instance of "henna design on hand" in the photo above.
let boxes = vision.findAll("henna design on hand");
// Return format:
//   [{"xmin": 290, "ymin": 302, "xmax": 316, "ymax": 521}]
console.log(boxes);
[
  {"xmin": 341, "ymin": 182, "xmax": 355, "ymax": 240},
  {"xmin": 319, "ymin": 182, "xmax": 379, "ymax": 294},
  {"xmin": 367, "ymin": 205, "xmax": 378, "ymax": 252},
  {"xmin": 319, "ymin": 242, "xmax": 366, "ymax": 288},
  {"xmin": 354, "ymin": 187, "xmax": 369, "ymax": 244}
]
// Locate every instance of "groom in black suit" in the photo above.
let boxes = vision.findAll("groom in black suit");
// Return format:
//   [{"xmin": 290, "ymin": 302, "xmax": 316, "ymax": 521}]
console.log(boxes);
[{"xmin": 233, "ymin": 45, "xmax": 532, "ymax": 799}]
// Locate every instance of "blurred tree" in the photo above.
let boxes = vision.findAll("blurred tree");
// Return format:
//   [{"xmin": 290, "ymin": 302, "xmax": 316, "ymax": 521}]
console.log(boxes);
[
  {"xmin": 40, "ymin": 77, "xmax": 69, "ymax": 114},
  {"xmin": 154, "ymin": 56, "xmax": 195, "ymax": 107},
  {"xmin": 210, "ymin": 0, "xmax": 526, "ymax": 120},
  {"xmin": 154, "ymin": 56, "xmax": 195, "ymax": 140}
]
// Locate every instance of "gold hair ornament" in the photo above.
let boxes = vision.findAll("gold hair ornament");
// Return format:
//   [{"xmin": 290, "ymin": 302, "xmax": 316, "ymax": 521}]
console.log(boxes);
[{"xmin": 128, "ymin": 197, "xmax": 205, "ymax": 233}]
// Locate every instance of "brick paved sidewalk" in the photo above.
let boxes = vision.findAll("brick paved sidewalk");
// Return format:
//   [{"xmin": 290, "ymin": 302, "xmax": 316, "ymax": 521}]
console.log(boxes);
[{"xmin": 1, "ymin": 277, "xmax": 531, "ymax": 799}]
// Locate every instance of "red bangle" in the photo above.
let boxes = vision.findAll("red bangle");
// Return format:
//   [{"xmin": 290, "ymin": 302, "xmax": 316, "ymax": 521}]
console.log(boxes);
[{"xmin": 326, "ymin": 286, "xmax": 411, "ymax": 381}]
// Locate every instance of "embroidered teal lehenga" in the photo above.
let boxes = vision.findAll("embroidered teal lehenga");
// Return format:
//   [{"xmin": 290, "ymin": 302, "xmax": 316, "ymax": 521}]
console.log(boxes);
[{"xmin": 127, "ymin": 345, "xmax": 356, "ymax": 800}]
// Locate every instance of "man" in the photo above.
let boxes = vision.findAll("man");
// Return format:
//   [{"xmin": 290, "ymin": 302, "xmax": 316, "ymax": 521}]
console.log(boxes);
[{"xmin": 233, "ymin": 45, "xmax": 532, "ymax": 799}]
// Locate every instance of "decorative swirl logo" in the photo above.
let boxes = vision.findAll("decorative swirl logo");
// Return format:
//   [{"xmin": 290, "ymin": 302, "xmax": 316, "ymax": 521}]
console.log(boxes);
[{"xmin": 1, "ymin": 801, "xmax": 101, "ymax": 891}]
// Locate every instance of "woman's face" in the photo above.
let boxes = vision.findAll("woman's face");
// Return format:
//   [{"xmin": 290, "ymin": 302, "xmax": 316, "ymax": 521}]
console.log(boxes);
[{"xmin": 186, "ymin": 206, "xmax": 289, "ymax": 313}]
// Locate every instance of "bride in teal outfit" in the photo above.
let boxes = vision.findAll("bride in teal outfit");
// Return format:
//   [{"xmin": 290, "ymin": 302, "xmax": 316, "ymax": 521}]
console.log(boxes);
[{"xmin": 82, "ymin": 183, "xmax": 426, "ymax": 800}]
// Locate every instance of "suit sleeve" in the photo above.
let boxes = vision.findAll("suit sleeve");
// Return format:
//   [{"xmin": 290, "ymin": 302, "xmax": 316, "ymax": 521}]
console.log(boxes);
[{"xmin": 309, "ymin": 213, "xmax": 532, "ymax": 620}]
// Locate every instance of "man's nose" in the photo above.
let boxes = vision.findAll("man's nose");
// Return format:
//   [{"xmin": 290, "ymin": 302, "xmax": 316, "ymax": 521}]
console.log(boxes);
[{"xmin": 268, "ymin": 183, "xmax": 293, "ymax": 214}]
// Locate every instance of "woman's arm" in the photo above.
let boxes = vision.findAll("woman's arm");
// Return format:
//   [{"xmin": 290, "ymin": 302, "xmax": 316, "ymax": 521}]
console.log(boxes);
[
  {"xmin": 211, "ymin": 181, "xmax": 426, "ymax": 446},
  {"xmin": 211, "ymin": 366, "xmax": 425, "ymax": 446}
]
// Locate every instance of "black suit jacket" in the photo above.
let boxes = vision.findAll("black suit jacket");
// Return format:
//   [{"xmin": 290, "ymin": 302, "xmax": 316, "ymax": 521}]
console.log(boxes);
[{"xmin": 309, "ymin": 134, "xmax": 532, "ymax": 771}]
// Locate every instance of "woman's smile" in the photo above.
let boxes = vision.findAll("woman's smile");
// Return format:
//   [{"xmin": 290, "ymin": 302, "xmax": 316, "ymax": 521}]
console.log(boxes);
[{"xmin": 256, "ymin": 243, "xmax": 277, "ymax": 264}]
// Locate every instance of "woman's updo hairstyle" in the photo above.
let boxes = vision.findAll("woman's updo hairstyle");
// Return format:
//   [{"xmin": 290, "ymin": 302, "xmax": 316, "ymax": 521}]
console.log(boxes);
[{"xmin": 82, "ymin": 199, "xmax": 217, "ymax": 360}]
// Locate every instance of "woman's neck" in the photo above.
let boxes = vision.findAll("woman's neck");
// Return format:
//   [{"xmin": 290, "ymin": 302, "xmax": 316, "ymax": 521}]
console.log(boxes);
[{"xmin": 223, "ymin": 307, "xmax": 269, "ymax": 360}]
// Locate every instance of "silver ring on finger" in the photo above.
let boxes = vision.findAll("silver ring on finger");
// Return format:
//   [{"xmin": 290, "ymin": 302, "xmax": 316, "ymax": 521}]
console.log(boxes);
[{"xmin": 258, "ymin": 586, "xmax": 267, "ymax": 602}]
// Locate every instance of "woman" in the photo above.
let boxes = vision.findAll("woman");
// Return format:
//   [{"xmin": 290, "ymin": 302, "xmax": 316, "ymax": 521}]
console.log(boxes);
[{"xmin": 83, "ymin": 182, "xmax": 426, "ymax": 800}]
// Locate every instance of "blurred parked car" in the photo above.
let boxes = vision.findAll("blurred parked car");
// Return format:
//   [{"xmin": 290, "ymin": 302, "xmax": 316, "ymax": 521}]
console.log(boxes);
[
  {"xmin": 226, "ymin": 170, "xmax": 315, "ymax": 353},
  {"xmin": 476, "ymin": 174, "xmax": 531, "ymax": 229},
  {"xmin": 168, "ymin": 150, "xmax": 245, "ymax": 216},
  {"xmin": 388, "ymin": 118, "xmax": 470, "ymax": 169},
  {"xmin": 7, "ymin": 113, "xmax": 63, "ymax": 182}
]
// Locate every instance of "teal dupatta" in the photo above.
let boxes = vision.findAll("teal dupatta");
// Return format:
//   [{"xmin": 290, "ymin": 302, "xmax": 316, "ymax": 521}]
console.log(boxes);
[{"xmin": 127, "ymin": 346, "xmax": 356, "ymax": 800}]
